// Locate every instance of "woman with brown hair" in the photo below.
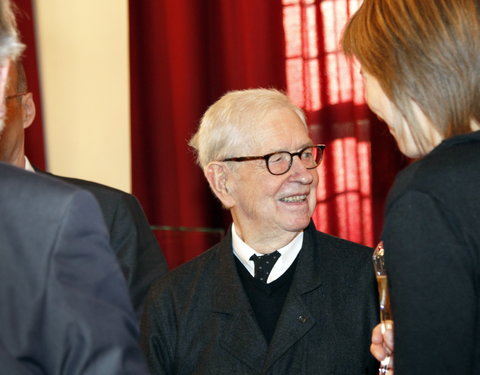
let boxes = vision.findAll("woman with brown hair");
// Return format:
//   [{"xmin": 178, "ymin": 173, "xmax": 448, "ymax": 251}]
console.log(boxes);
[{"xmin": 342, "ymin": 0, "xmax": 480, "ymax": 374}]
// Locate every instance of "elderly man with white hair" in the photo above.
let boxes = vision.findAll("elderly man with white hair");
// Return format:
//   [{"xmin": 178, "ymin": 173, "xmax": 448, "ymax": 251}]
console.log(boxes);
[{"xmin": 141, "ymin": 88, "xmax": 379, "ymax": 375}]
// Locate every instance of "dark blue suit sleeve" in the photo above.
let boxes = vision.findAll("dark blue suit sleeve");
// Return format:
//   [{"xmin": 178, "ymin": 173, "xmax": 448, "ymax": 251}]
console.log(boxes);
[{"xmin": 41, "ymin": 189, "xmax": 149, "ymax": 374}]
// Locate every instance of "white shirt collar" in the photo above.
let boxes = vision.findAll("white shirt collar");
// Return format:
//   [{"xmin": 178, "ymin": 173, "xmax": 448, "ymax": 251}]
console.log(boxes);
[
  {"xmin": 24, "ymin": 156, "xmax": 35, "ymax": 172},
  {"xmin": 232, "ymin": 223, "xmax": 303, "ymax": 283}
]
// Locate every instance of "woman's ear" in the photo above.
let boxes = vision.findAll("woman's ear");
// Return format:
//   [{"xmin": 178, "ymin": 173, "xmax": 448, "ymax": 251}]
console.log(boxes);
[{"xmin": 204, "ymin": 162, "xmax": 235, "ymax": 209}]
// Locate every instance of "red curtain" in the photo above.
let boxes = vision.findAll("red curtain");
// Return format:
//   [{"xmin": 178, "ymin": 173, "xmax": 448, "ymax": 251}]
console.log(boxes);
[
  {"xmin": 14, "ymin": 0, "xmax": 46, "ymax": 170},
  {"xmin": 129, "ymin": 0, "xmax": 289, "ymax": 267},
  {"xmin": 130, "ymin": 0, "xmax": 407, "ymax": 268},
  {"xmin": 282, "ymin": 0, "xmax": 407, "ymax": 246}
]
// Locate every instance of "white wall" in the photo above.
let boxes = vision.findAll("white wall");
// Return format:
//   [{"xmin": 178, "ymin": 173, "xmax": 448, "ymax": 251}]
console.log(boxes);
[{"xmin": 34, "ymin": 0, "xmax": 131, "ymax": 192}]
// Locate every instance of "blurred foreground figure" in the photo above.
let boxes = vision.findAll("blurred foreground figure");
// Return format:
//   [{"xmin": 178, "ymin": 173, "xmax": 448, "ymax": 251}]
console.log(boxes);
[
  {"xmin": 0, "ymin": 1, "xmax": 148, "ymax": 373},
  {"xmin": 342, "ymin": 0, "xmax": 480, "ymax": 374},
  {"xmin": 1, "ymin": 60, "xmax": 168, "ymax": 317}
]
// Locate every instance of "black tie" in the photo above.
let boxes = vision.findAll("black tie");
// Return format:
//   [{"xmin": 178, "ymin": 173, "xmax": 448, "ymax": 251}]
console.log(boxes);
[{"xmin": 250, "ymin": 251, "xmax": 281, "ymax": 283}]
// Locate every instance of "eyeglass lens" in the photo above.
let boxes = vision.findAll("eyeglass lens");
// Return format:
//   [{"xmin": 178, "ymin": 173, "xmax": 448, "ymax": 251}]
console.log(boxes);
[{"xmin": 267, "ymin": 146, "xmax": 322, "ymax": 175}]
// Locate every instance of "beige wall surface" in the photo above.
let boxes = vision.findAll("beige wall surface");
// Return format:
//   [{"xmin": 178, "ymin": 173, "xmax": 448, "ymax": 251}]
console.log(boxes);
[{"xmin": 34, "ymin": 0, "xmax": 131, "ymax": 192}]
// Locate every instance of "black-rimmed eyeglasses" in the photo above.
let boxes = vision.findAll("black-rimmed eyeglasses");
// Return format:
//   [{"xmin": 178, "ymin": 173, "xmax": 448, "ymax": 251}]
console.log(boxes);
[{"xmin": 222, "ymin": 144, "xmax": 326, "ymax": 176}]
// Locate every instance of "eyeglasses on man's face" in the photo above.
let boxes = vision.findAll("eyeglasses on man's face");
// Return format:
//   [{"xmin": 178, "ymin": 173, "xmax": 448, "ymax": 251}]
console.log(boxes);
[
  {"xmin": 222, "ymin": 144, "xmax": 326, "ymax": 176},
  {"xmin": 4, "ymin": 92, "xmax": 27, "ymax": 101}
]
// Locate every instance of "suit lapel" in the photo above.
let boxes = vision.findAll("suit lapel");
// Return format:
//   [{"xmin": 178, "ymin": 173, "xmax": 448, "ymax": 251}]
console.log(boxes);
[
  {"xmin": 263, "ymin": 293, "xmax": 316, "ymax": 370},
  {"xmin": 210, "ymin": 223, "xmax": 326, "ymax": 372},
  {"xmin": 212, "ymin": 233, "xmax": 268, "ymax": 371},
  {"xmin": 263, "ymin": 222, "xmax": 324, "ymax": 370}
]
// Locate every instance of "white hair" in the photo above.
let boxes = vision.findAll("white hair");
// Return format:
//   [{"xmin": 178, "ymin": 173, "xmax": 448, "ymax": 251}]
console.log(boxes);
[{"xmin": 189, "ymin": 88, "xmax": 307, "ymax": 169}]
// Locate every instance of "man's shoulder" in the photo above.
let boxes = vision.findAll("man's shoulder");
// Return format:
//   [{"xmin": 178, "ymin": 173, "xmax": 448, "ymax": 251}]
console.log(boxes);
[
  {"xmin": 1, "ymin": 163, "xmax": 86, "ymax": 199},
  {"xmin": 305, "ymin": 225, "xmax": 373, "ymax": 267},
  {"xmin": 45, "ymin": 172, "xmax": 132, "ymax": 200},
  {"xmin": 303, "ymin": 226, "xmax": 376, "ymax": 290},
  {"xmin": 0, "ymin": 163, "xmax": 104, "ymax": 237},
  {"xmin": 39, "ymin": 172, "xmax": 142, "ymax": 219},
  {"xmin": 149, "ymin": 244, "xmax": 224, "ymax": 295},
  {"xmin": 307, "ymin": 224, "xmax": 372, "ymax": 253}
]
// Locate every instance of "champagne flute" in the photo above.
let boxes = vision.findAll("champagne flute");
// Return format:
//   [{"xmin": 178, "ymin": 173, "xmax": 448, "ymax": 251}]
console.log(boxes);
[{"xmin": 372, "ymin": 241, "xmax": 393, "ymax": 374}]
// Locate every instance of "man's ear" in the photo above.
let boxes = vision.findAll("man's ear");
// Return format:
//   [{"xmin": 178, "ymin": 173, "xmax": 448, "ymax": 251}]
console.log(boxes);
[
  {"xmin": 22, "ymin": 92, "xmax": 36, "ymax": 129},
  {"xmin": 204, "ymin": 161, "xmax": 235, "ymax": 209}
]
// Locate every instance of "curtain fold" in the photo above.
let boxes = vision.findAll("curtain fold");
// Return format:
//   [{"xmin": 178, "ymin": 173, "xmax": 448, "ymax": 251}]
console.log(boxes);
[{"xmin": 129, "ymin": 0, "xmax": 287, "ymax": 230}]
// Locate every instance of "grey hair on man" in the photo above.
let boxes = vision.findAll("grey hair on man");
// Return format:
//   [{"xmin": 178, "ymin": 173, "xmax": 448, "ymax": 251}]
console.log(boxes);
[
  {"xmin": 189, "ymin": 88, "xmax": 308, "ymax": 170},
  {"xmin": 0, "ymin": 0, "xmax": 24, "ymax": 63}
]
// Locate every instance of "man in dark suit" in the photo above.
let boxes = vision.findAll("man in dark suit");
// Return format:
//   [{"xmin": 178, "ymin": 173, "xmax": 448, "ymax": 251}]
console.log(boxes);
[
  {"xmin": 0, "ymin": 1, "xmax": 149, "ymax": 373},
  {"xmin": 0, "ymin": 164, "xmax": 150, "ymax": 374},
  {"xmin": 2, "ymin": 60, "xmax": 168, "ymax": 316},
  {"xmin": 141, "ymin": 88, "xmax": 379, "ymax": 374}
]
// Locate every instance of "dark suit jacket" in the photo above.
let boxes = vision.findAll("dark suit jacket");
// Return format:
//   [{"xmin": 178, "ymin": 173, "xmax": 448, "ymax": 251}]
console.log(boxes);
[
  {"xmin": 0, "ymin": 162, "xmax": 148, "ymax": 374},
  {"xmin": 39, "ymin": 170, "xmax": 168, "ymax": 316},
  {"xmin": 141, "ymin": 222, "xmax": 379, "ymax": 374}
]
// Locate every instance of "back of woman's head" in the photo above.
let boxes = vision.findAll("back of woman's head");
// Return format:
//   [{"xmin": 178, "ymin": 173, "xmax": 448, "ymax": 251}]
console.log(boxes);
[{"xmin": 342, "ymin": 0, "xmax": 480, "ymax": 139}]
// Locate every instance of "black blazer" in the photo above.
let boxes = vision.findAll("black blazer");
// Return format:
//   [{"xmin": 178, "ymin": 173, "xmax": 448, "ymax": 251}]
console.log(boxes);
[
  {"xmin": 383, "ymin": 131, "xmax": 480, "ymax": 374},
  {"xmin": 40, "ymin": 170, "xmax": 168, "ymax": 316},
  {"xmin": 0, "ymin": 163, "xmax": 149, "ymax": 374},
  {"xmin": 142, "ymin": 222, "xmax": 379, "ymax": 374}
]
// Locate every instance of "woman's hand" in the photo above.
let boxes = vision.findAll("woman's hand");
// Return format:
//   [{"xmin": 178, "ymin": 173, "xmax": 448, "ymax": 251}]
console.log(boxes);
[{"xmin": 371, "ymin": 321, "xmax": 394, "ymax": 374}]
